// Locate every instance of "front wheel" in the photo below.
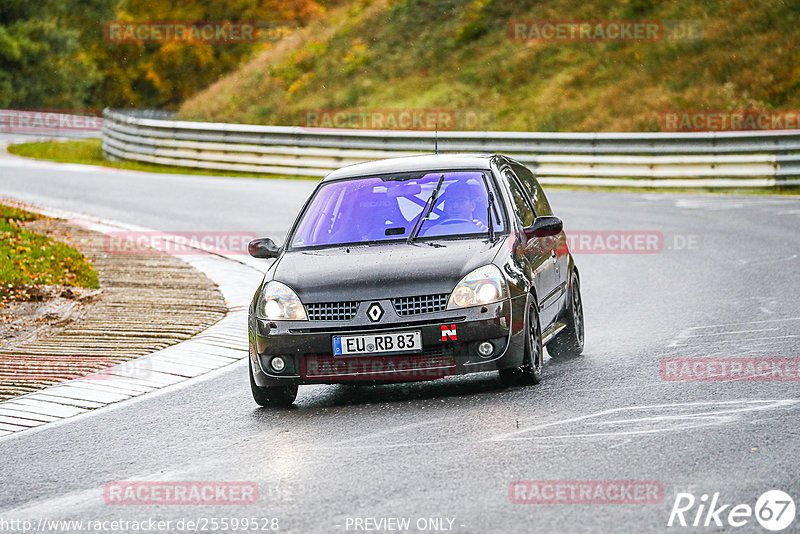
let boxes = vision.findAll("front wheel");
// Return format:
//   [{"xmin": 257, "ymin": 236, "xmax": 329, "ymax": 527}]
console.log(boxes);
[
  {"xmin": 547, "ymin": 272, "xmax": 585, "ymax": 358},
  {"xmin": 499, "ymin": 298, "xmax": 543, "ymax": 386},
  {"xmin": 249, "ymin": 359, "xmax": 298, "ymax": 407}
]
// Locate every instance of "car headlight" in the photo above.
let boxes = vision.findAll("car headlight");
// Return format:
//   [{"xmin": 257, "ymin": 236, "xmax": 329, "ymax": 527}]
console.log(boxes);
[
  {"xmin": 447, "ymin": 265, "xmax": 508, "ymax": 309},
  {"xmin": 256, "ymin": 281, "xmax": 307, "ymax": 320}
]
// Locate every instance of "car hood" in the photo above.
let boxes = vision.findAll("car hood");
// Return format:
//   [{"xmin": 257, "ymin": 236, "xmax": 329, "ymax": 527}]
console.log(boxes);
[{"xmin": 272, "ymin": 238, "xmax": 504, "ymax": 303}]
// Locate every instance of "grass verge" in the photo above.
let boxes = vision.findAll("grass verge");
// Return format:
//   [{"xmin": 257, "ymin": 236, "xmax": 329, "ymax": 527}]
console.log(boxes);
[
  {"xmin": 6, "ymin": 139, "xmax": 318, "ymax": 181},
  {"xmin": 0, "ymin": 204, "xmax": 99, "ymax": 305}
]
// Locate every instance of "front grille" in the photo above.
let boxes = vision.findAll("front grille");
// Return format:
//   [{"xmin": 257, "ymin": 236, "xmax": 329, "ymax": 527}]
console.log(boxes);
[
  {"xmin": 306, "ymin": 301, "xmax": 359, "ymax": 321},
  {"xmin": 392, "ymin": 294, "xmax": 449, "ymax": 316},
  {"xmin": 289, "ymin": 316, "xmax": 466, "ymax": 334}
]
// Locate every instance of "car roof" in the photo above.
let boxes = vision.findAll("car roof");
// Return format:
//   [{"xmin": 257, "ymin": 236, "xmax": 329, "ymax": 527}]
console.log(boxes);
[{"xmin": 321, "ymin": 153, "xmax": 500, "ymax": 182}]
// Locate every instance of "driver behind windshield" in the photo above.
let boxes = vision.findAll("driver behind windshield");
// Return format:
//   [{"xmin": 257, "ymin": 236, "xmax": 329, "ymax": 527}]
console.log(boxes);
[{"xmin": 435, "ymin": 181, "xmax": 488, "ymax": 232}]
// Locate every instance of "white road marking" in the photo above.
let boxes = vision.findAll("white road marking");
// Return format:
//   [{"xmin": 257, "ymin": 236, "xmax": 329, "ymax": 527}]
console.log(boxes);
[
  {"xmin": 0, "ymin": 407, "xmax": 60, "ymax": 422},
  {"xmin": 682, "ymin": 327, "xmax": 780, "ymax": 338},
  {"xmin": 28, "ymin": 394, "xmax": 105, "ymax": 410},
  {"xmin": 736, "ymin": 254, "xmax": 798, "ymax": 267},
  {"xmin": 33, "ymin": 386, "xmax": 132, "ymax": 404},
  {"xmin": 1, "ymin": 399, "xmax": 87, "ymax": 418},
  {"xmin": 673, "ymin": 198, "xmax": 798, "ymax": 210},
  {"xmin": 677, "ymin": 317, "xmax": 800, "ymax": 331},
  {"xmin": 725, "ymin": 335, "xmax": 800, "ymax": 345},
  {"xmin": 669, "ymin": 317, "xmax": 800, "ymax": 347},
  {"xmin": 0, "ymin": 421, "xmax": 30, "ymax": 432},
  {"xmin": 0, "ymin": 414, "xmax": 47, "ymax": 427},
  {"xmin": 487, "ymin": 399, "xmax": 798, "ymax": 442}
]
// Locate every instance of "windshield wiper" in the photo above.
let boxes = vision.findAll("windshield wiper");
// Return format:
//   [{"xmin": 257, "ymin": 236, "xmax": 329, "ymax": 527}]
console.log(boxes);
[
  {"xmin": 481, "ymin": 173, "xmax": 498, "ymax": 241},
  {"xmin": 407, "ymin": 174, "xmax": 445, "ymax": 243}
]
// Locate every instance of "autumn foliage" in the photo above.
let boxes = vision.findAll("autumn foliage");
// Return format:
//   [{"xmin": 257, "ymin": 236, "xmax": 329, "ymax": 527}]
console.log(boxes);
[
  {"xmin": 0, "ymin": 0, "xmax": 322, "ymax": 110},
  {"xmin": 0, "ymin": 204, "xmax": 99, "ymax": 306}
]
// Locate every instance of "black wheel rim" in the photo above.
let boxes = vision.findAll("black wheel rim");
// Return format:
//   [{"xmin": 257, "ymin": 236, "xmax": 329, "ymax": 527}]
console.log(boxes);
[
  {"xmin": 528, "ymin": 304, "xmax": 542, "ymax": 374},
  {"xmin": 572, "ymin": 279, "xmax": 584, "ymax": 346}
]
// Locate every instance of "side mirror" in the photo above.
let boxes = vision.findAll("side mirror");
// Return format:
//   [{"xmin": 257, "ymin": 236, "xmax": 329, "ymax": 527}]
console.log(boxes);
[
  {"xmin": 248, "ymin": 238, "xmax": 281, "ymax": 259},
  {"xmin": 524, "ymin": 216, "xmax": 563, "ymax": 238}
]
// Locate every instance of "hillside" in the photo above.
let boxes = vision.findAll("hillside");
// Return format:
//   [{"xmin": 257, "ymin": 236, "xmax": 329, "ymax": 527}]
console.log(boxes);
[{"xmin": 178, "ymin": 0, "xmax": 800, "ymax": 132}]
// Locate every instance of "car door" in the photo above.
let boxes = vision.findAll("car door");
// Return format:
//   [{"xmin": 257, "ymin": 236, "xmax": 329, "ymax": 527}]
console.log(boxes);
[
  {"xmin": 502, "ymin": 167, "xmax": 560, "ymax": 329},
  {"xmin": 511, "ymin": 162, "xmax": 568, "ymax": 314}
]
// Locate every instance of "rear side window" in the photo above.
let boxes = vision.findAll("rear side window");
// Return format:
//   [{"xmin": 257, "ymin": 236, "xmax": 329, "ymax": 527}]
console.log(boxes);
[
  {"xmin": 504, "ymin": 169, "xmax": 535, "ymax": 227},
  {"xmin": 512, "ymin": 163, "xmax": 553, "ymax": 216}
]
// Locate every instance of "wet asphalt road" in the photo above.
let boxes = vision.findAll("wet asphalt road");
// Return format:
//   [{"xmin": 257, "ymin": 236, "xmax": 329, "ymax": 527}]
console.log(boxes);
[{"xmin": 1, "ymin": 155, "xmax": 799, "ymax": 533}]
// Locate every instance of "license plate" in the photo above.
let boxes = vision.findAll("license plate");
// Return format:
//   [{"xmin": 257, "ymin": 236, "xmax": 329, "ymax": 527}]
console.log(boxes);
[{"xmin": 333, "ymin": 330, "xmax": 422, "ymax": 356}]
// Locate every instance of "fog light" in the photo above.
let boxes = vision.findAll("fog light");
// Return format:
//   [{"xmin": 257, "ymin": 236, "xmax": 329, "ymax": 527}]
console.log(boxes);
[
  {"xmin": 477, "ymin": 342, "xmax": 494, "ymax": 358},
  {"xmin": 270, "ymin": 356, "xmax": 286, "ymax": 372}
]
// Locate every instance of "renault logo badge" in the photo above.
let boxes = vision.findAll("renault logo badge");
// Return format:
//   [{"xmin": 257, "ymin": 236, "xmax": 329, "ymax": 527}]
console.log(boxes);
[{"xmin": 367, "ymin": 303, "xmax": 384, "ymax": 322}]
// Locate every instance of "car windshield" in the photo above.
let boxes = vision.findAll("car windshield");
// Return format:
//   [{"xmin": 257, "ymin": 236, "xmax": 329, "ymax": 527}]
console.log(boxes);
[{"xmin": 290, "ymin": 171, "xmax": 505, "ymax": 249}]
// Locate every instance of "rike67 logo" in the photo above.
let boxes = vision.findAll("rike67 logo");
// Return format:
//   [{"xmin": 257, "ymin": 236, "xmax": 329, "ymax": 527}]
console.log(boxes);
[{"xmin": 668, "ymin": 490, "xmax": 795, "ymax": 531}]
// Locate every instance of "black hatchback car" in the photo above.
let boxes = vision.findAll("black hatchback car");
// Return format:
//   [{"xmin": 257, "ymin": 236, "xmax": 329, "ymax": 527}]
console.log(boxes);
[{"xmin": 247, "ymin": 154, "xmax": 584, "ymax": 406}]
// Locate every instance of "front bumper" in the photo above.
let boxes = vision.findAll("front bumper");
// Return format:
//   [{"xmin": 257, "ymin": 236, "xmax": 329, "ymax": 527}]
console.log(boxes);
[{"xmin": 249, "ymin": 296, "xmax": 526, "ymax": 386}]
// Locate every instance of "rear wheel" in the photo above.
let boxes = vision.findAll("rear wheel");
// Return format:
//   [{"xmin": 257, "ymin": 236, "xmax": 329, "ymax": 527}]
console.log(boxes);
[
  {"xmin": 499, "ymin": 298, "xmax": 543, "ymax": 386},
  {"xmin": 547, "ymin": 272, "xmax": 584, "ymax": 358},
  {"xmin": 249, "ymin": 359, "xmax": 298, "ymax": 407}
]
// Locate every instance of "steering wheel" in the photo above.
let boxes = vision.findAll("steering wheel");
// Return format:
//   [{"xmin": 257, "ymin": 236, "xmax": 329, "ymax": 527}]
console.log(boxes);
[{"xmin": 434, "ymin": 218, "xmax": 474, "ymax": 225}]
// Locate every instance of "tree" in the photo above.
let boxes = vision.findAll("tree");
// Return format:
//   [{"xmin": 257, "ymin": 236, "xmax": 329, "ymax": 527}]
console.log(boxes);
[
  {"xmin": 0, "ymin": 0, "xmax": 322, "ymax": 110},
  {"xmin": 0, "ymin": 0, "xmax": 104, "ymax": 108}
]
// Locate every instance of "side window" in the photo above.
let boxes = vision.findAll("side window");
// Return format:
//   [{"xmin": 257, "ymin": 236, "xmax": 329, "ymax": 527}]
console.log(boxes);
[
  {"xmin": 503, "ymin": 169, "xmax": 535, "ymax": 227},
  {"xmin": 512, "ymin": 163, "xmax": 553, "ymax": 216}
]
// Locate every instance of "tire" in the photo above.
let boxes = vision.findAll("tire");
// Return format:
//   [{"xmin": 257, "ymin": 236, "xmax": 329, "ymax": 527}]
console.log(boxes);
[
  {"xmin": 499, "ymin": 297, "xmax": 543, "ymax": 386},
  {"xmin": 547, "ymin": 272, "xmax": 585, "ymax": 358},
  {"xmin": 249, "ymin": 359, "xmax": 298, "ymax": 407}
]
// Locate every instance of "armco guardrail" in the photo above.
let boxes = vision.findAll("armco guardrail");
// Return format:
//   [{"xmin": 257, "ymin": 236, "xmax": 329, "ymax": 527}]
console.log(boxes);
[{"xmin": 102, "ymin": 109, "xmax": 800, "ymax": 188}]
